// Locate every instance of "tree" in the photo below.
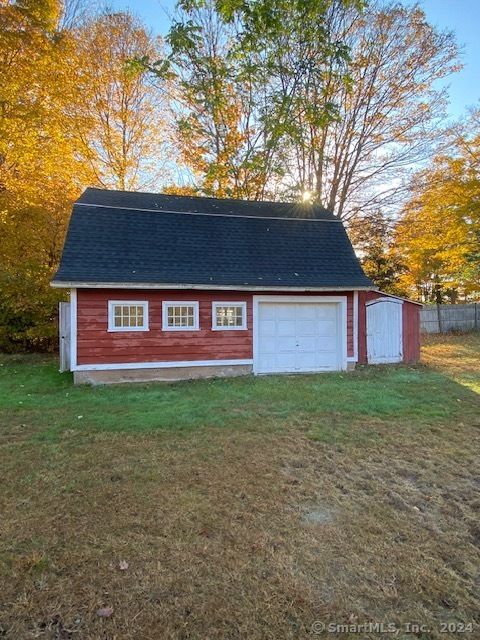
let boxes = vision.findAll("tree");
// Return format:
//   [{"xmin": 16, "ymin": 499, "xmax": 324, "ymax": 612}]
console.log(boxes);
[
  {"xmin": 147, "ymin": 1, "xmax": 458, "ymax": 214},
  {"xmin": 74, "ymin": 12, "xmax": 171, "ymax": 191},
  {"xmin": 395, "ymin": 113, "xmax": 480, "ymax": 303},
  {"xmin": 280, "ymin": 1, "xmax": 459, "ymax": 219},
  {"xmin": 0, "ymin": 0, "xmax": 89, "ymax": 350},
  {"xmin": 150, "ymin": 0, "xmax": 276, "ymax": 199},
  {"xmin": 349, "ymin": 211, "xmax": 406, "ymax": 294},
  {"xmin": 0, "ymin": 4, "xmax": 172, "ymax": 350},
  {"xmin": 144, "ymin": 0, "xmax": 358, "ymax": 199}
]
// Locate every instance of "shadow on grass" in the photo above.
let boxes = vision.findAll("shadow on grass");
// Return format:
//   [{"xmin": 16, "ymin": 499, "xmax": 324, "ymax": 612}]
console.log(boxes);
[{"xmin": 1, "ymin": 355, "xmax": 478, "ymax": 445}]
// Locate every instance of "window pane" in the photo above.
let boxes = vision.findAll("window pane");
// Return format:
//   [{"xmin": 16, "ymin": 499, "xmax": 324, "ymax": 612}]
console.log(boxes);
[
  {"xmin": 216, "ymin": 305, "xmax": 244, "ymax": 328},
  {"xmin": 166, "ymin": 304, "xmax": 196, "ymax": 328},
  {"xmin": 111, "ymin": 303, "xmax": 147, "ymax": 329}
]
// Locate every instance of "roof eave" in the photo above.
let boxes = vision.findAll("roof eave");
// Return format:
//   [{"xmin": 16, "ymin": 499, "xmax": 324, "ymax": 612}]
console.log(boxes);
[
  {"xmin": 375, "ymin": 290, "xmax": 423, "ymax": 306},
  {"xmin": 51, "ymin": 280, "xmax": 376, "ymax": 292}
]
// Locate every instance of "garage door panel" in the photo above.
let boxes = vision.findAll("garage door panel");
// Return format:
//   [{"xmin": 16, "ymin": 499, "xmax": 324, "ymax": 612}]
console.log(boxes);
[
  {"xmin": 277, "ymin": 337, "xmax": 297, "ymax": 352},
  {"xmin": 297, "ymin": 320, "xmax": 316, "ymax": 335},
  {"xmin": 259, "ymin": 320, "xmax": 276, "ymax": 336},
  {"xmin": 256, "ymin": 300, "xmax": 344, "ymax": 374},
  {"xmin": 298, "ymin": 352, "xmax": 316, "ymax": 369},
  {"xmin": 278, "ymin": 320, "xmax": 296, "ymax": 336},
  {"xmin": 316, "ymin": 305, "xmax": 337, "ymax": 319},
  {"xmin": 297, "ymin": 336, "xmax": 316, "ymax": 352},
  {"xmin": 276, "ymin": 304, "xmax": 296, "ymax": 320},
  {"xmin": 315, "ymin": 352, "xmax": 338, "ymax": 367},
  {"xmin": 259, "ymin": 337, "xmax": 277, "ymax": 353},
  {"xmin": 317, "ymin": 320, "xmax": 337, "ymax": 336},
  {"xmin": 296, "ymin": 305, "xmax": 316, "ymax": 319},
  {"xmin": 276, "ymin": 353, "xmax": 296, "ymax": 369},
  {"xmin": 316, "ymin": 336, "xmax": 336, "ymax": 351},
  {"xmin": 258, "ymin": 354, "xmax": 277, "ymax": 372},
  {"xmin": 259, "ymin": 304, "xmax": 276, "ymax": 320}
]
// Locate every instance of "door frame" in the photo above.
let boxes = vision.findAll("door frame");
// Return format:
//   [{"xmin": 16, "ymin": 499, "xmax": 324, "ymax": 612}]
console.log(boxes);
[
  {"xmin": 252, "ymin": 295, "xmax": 348, "ymax": 375},
  {"xmin": 366, "ymin": 297, "xmax": 403, "ymax": 364}
]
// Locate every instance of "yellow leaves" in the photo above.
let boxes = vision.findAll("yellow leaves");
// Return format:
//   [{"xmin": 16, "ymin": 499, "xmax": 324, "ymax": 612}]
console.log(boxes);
[
  {"xmin": 0, "ymin": 6, "xmax": 174, "ymax": 348},
  {"xmin": 71, "ymin": 13, "xmax": 169, "ymax": 190},
  {"xmin": 162, "ymin": 184, "xmax": 199, "ymax": 196},
  {"xmin": 397, "ymin": 126, "xmax": 480, "ymax": 300}
]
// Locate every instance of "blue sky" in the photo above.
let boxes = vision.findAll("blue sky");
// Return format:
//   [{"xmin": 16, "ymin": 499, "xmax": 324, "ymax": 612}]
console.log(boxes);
[{"xmin": 108, "ymin": 0, "xmax": 480, "ymax": 119}]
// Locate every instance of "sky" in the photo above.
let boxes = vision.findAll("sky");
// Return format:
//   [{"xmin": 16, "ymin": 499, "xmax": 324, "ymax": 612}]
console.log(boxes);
[{"xmin": 108, "ymin": 0, "xmax": 480, "ymax": 120}]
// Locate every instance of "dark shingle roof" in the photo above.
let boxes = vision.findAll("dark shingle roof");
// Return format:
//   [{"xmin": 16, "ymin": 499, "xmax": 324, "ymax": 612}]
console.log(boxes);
[
  {"xmin": 53, "ymin": 188, "xmax": 373, "ymax": 289},
  {"xmin": 77, "ymin": 187, "xmax": 336, "ymax": 220}
]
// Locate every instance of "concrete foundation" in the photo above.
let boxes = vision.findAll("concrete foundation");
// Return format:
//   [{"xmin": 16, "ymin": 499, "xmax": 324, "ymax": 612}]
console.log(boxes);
[
  {"xmin": 73, "ymin": 361, "xmax": 357, "ymax": 384},
  {"xmin": 73, "ymin": 364, "xmax": 253, "ymax": 385}
]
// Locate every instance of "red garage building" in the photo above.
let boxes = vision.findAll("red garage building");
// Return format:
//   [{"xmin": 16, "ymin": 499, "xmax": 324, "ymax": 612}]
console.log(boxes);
[{"xmin": 52, "ymin": 189, "xmax": 421, "ymax": 384}]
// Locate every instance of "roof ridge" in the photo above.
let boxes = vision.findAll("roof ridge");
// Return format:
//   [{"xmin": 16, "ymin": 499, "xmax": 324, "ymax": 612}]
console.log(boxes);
[
  {"xmin": 81, "ymin": 186, "xmax": 332, "ymax": 213},
  {"xmin": 74, "ymin": 202, "xmax": 341, "ymax": 222}
]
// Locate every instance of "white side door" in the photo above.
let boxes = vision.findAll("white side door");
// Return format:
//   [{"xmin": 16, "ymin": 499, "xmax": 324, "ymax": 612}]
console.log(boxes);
[
  {"xmin": 59, "ymin": 301, "xmax": 71, "ymax": 372},
  {"xmin": 366, "ymin": 299, "xmax": 403, "ymax": 364}
]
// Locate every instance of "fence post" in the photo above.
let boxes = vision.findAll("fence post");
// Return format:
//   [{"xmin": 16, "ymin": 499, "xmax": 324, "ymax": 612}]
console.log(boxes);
[
  {"xmin": 436, "ymin": 303, "xmax": 443, "ymax": 333},
  {"xmin": 475, "ymin": 303, "xmax": 478, "ymax": 331}
]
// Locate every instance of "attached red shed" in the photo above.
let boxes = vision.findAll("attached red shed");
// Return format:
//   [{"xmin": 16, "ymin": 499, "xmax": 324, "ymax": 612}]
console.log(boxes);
[
  {"xmin": 357, "ymin": 291, "xmax": 421, "ymax": 365},
  {"xmin": 52, "ymin": 189, "xmax": 421, "ymax": 384}
]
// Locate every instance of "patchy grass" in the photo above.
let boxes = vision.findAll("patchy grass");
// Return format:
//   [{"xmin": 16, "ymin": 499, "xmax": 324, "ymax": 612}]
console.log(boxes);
[
  {"xmin": 422, "ymin": 332, "xmax": 480, "ymax": 394},
  {"xmin": 0, "ymin": 335, "xmax": 479, "ymax": 639}
]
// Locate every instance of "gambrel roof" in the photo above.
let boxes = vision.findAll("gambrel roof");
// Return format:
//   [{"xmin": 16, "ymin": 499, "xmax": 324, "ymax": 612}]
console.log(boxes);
[{"xmin": 52, "ymin": 188, "xmax": 373, "ymax": 290}]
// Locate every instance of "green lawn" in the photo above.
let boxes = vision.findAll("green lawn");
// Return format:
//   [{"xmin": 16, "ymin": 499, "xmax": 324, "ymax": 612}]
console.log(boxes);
[{"xmin": 0, "ymin": 334, "xmax": 479, "ymax": 639}]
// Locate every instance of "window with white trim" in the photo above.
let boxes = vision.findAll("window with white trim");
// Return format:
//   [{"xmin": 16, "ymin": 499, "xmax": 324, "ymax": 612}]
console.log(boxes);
[
  {"xmin": 108, "ymin": 301, "xmax": 148, "ymax": 332},
  {"xmin": 162, "ymin": 301, "xmax": 199, "ymax": 331},
  {"xmin": 212, "ymin": 302, "xmax": 247, "ymax": 330}
]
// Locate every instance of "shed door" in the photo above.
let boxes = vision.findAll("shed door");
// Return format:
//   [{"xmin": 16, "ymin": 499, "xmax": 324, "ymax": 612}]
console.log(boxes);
[
  {"xmin": 366, "ymin": 299, "xmax": 403, "ymax": 364},
  {"xmin": 256, "ymin": 302, "xmax": 341, "ymax": 374},
  {"xmin": 59, "ymin": 302, "xmax": 71, "ymax": 372}
]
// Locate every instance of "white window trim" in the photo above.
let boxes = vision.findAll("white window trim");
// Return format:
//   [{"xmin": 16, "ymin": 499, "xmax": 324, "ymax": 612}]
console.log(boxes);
[
  {"xmin": 162, "ymin": 301, "xmax": 200, "ymax": 331},
  {"xmin": 108, "ymin": 300, "xmax": 149, "ymax": 332},
  {"xmin": 212, "ymin": 301, "xmax": 247, "ymax": 331}
]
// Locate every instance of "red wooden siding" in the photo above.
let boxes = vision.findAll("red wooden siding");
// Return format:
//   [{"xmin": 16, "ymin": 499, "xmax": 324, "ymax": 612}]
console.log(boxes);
[
  {"xmin": 357, "ymin": 291, "xmax": 420, "ymax": 364},
  {"xmin": 402, "ymin": 302, "xmax": 421, "ymax": 363},
  {"xmin": 357, "ymin": 290, "xmax": 374, "ymax": 364},
  {"xmin": 76, "ymin": 289, "xmax": 355, "ymax": 365}
]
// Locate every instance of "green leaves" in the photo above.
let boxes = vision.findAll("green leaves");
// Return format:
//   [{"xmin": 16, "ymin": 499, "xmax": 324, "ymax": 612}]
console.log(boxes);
[
  {"xmin": 151, "ymin": 0, "xmax": 359, "ymax": 199},
  {"xmin": 167, "ymin": 19, "xmax": 203, "ymax": 53},
  {"xmin": 127, "ymin": 55, "xmax": 172, "ymax": 80}
]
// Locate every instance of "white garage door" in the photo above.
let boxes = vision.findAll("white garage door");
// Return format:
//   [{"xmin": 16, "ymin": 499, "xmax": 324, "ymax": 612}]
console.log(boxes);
[{"xmin": 255, "ymin": 301, "xmax": 343, "ymax": 374}]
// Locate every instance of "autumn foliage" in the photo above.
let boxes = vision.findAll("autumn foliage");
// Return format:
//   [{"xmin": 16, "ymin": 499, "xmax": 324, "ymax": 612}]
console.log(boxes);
[
  {"xmin": 0, "ymin": 0, "xmax": 478, "ymax": 351},
  {"xmin": 396, "ymin": 117, "xmax": 480, "ymax": 303},
  {"xmin": 0, "ymin": 1, "xmax": 167, "ymax": 350}
]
